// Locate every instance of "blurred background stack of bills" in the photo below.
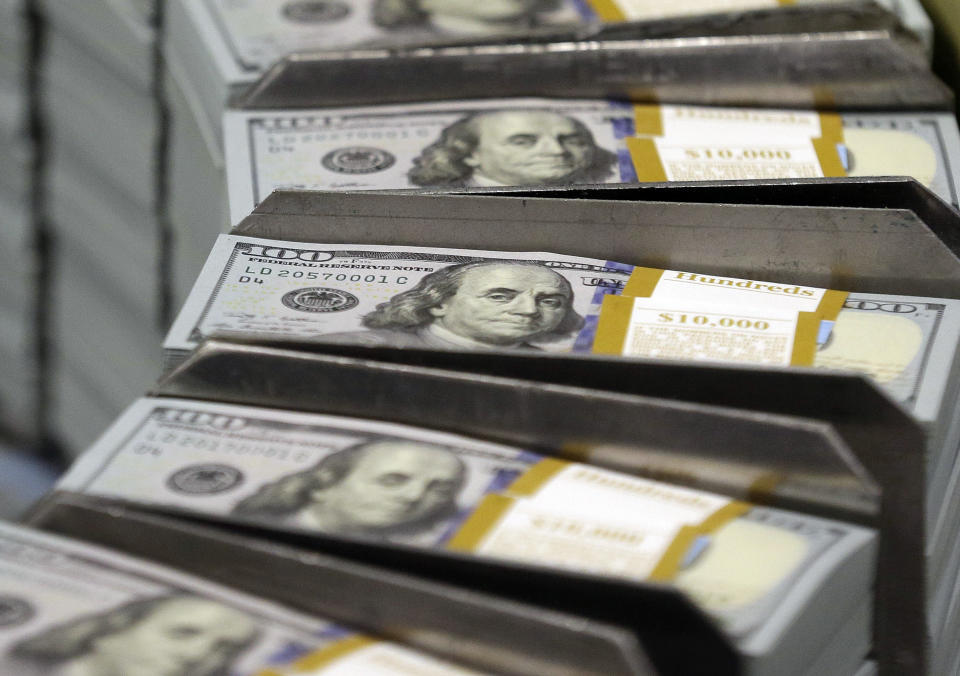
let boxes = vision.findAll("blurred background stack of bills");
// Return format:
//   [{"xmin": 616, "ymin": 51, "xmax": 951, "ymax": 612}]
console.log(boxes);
[
  {"xmin": 0, "ymin": 0, "xmax": 39, "ymax": 442},
  {"xmin": 0, "ymin": 521, "xmax": 510, "ymax": 676},
  {"xmin": 38, "ymin": 0, "xmax": 164, "ymax": 453}
]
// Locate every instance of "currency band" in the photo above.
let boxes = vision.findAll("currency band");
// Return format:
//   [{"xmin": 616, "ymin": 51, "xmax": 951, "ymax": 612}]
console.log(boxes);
[
  {"xmin": 622, "ymin": 267, "xmax": 849, "ymax": 322},
  {"xmin": 648, "ymin": 500, "xmax": 751, "ymax": 581},
  {"xmin": 285, "ymin": 636, "xmax": 378, "ymax": 672},
  {"xmin": 448, "ymin": 459, "xmax": 752, "ymax": 584},
  {"xmin": 592, "ymin": 296, "xmax": 822, "ymax": 367},
  {"xmin": 632, "ymin": 106, "xmax": 844, "ymax": 145},
  {"xmin": 625, "ymin": 136, "xmax": 847, "ymax": 183}
]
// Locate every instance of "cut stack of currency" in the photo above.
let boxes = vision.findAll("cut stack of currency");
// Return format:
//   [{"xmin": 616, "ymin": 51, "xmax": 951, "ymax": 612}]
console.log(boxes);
[
  {"xmin": 38, "ymin": 0, "xmax": 165, "ymax": 454},
  {"xmin": 11, "ymin": 0, "xmax": 950, "ymax": 671},
  {"xmin": 17, "ymin": 0, "xmax": 937, "ymax": 455},
  {"xmin": 163, "ymin": 234, "xmax": 960, "ymax": 671},
  {"xmin": 0, "ymin": 521, "xmax": 491, "ymax": 676},
  {"xmin": 207, "ymin": 96, "xmax": 960, "ymax": 309},
  {"xmin": 223, "ymin": 99, "xmax": 960, "ymax": 228},
  {"xmin": 163, "ymin": 0, "xmax": 940, "ymax": 310},
  {"xmin": 35, "ymin": 0, "xmax": 888, "ymax": 448},
  {"xmin": 0, "ymin": 0, "xmax": 39, "ymax": 441},
  {"xmin": 56, "ymin": 396, "xmax": 878, "ymax": 676}
]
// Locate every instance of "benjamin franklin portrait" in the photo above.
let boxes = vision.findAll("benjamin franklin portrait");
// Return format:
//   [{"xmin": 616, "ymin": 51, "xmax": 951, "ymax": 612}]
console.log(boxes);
[
  {"xmin": 408, "ymin": 110, "xmax": 618, "ymax": 187},
  {"xmin": 233, "ymin": 439, "xmax": 468, "ymax": 538},
  {"xmin": 371, "ymin": 0, "xmax": 564, "ymax": 35},
  {"xmin": 9, "ymin": 594, "xmax": 259, "ymax": 676},
  {"xmin": 319, "ymin": 260, "xmax": 585, "ymax": 350}
]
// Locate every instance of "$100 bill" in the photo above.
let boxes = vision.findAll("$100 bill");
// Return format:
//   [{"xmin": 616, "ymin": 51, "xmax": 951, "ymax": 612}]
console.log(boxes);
[{"xmin": 163, "ymin": 235, "xmax": 634, "ymax": 368}]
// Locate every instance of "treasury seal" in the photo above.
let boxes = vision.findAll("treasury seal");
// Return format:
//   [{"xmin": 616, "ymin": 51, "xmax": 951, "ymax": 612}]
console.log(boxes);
[
  {"xmin": 282, "ymin": 287, "xmax": 359, "ymax": 313},
  {"xmin": 167, "ymin": 464, "xmax": 244, "ymax": 495},
  {"xmin": 0, "ymin": 596, "xmax": 34, "ymax": 627},
  {"xmin": 281, "ymin": 0, "xmax": 350, "ymax": 23},
  {"xmin": 322, "ymin": 147, "xmax": 396, "ymax": 174}
]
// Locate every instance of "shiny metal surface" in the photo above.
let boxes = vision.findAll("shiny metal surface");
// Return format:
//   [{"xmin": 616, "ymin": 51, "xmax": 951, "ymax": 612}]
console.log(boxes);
[
  {"xmin": 160, "ymin": 340, "xmax": 879, "ymax": 519},
  {"xmin": 235, "ymin": 3, "xmax": 949, "ymax": 111},
  {"xmin": 235, "ymin": 185, "xmax": 960, "ymax": 298},
  {"xmin": 158, "ymin": 338, "xmax": 921, "ymax": 675}
]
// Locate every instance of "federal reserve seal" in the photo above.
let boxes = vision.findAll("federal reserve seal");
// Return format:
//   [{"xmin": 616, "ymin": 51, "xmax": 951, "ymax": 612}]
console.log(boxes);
[
  {"xmin": 167, "ymin": 464, "xmax": 244, "ymax": 495},
  {"xmin": 322, "ymin": 147, "xmax": 396, "ymax": 174},
  {"xmin": 0, "ymin": 596, "xmax": 34, "ymax": 628},
  {"xmin": 281, "ymin": 0, "xmax": 350, "ymax": 23},
  {"xmin": 282, "ymin": 287, "xmax": 359, "ymax": 313}
]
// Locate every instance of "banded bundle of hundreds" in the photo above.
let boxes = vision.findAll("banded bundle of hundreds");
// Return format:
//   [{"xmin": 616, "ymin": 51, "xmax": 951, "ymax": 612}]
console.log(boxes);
[
  {"xmin": 164, "ymin": 231, "xmax": 960, "ymax": 675},
  {"xmin": 164, "ymin": 0, "xmax": 940, "ymax": 310},
  {"xmin": 57, "ymin": 396, "xmax": 877, "ymax": 676}
]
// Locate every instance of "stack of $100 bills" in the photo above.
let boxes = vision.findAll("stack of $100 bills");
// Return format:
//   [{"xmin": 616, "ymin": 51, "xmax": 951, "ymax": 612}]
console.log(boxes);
[{"xmin": 5, "ymin": 0, "xmax": 960, "ymax": 675}]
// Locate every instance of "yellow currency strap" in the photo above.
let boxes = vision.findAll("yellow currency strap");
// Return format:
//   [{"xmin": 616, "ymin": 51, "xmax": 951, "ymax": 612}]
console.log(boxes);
[
  {"xmin": 506, "ymin": 458, "xmax": 570, "ymax": 496},
  {"xmin": 648, "ymin": 500, "xmax": 752, "ymax": 581},
  {"xmin": 592, "ymin": 294, "xmax": 634, "ymax": 355},
  {"xmin": 446, "ymin": 494, "xmax": 516, "ymax": 552},
  {"xmin": 584, "ymin": 0, "xmax": 627, "ymax": 21},
  {"xmin": 633, "ymin": 105, "xmax": 664, "ymax": 137},
  {"xmin": 817, "ymin": 112, "xmax": 845, "ymax": 145},
  {"xmin": 790, "ymin": 312, "xmax": 821, "ymax": 366},
  {"xmin": 622, "ymin": 266, "xmax": 665, "ymax": 297},
  {"xmin": 816, "ymin": 289, "xmax": 848, "ymax": 321},
  {"xmin": 290, "ymin": 636, "xmax": 378, "ymax": 672},
  {"xmin": 812, "ymin": 111, "xmax": 847, "ymax": 177},
  {"xmin": 625, "ymin": 138, "xmax": 668, "ymax": 182},
  {"xmin": 447, "ymin": 458, "xmax": 571, "ymax": 551},
  {"xmin": 813, "ymin": 136, "xmax": 847, "ymax": 177}
]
